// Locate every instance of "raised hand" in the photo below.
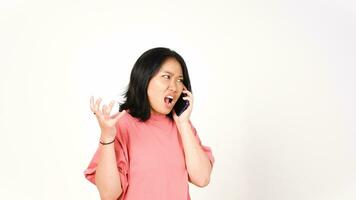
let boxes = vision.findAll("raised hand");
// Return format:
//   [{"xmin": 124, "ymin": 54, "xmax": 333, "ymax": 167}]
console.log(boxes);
[{"xmin": 90, "ymin": 96, "xmax": 125, "ymax": 142}]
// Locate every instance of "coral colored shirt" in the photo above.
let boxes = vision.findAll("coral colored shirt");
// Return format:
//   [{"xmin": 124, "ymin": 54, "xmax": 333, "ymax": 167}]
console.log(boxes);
[{"xmin": 84, "ymin": 110, "xmax": 214, "ymax": 200}]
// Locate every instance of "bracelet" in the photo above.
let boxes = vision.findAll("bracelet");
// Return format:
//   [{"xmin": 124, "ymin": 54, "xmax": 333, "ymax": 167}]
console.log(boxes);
[{"xmin": 100, "ymin": 137, "xmax": 115, "ymax": 145}]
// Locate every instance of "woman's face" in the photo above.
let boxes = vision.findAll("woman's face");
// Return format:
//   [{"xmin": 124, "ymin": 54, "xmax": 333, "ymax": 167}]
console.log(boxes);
[{"xmin": 147, "ymin": 57, "xmax": 185, "ymax": 115}]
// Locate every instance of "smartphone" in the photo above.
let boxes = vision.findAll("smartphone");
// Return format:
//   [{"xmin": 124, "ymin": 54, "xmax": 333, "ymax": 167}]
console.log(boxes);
[{"xmin": 174, "ymin": 92, "xmax": 190, "ymax": 116}]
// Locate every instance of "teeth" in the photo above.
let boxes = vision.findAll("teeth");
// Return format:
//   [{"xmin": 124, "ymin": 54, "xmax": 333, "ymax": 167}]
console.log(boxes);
[{"xmin": 165, "ymin": 95, "xmax": 174, "ymax": 103}]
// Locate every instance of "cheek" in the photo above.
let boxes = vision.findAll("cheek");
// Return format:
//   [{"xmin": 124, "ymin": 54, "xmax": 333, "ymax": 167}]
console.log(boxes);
[
  {"xmin": 147, "ymin": 86, "xmax": 156, "ymax": 101},
  {"xmin": 152, "ymin": 79, "xmax": 167, "ymax": 90},
  {"xmin": 177, "ymin": 83, "xmax": 184, "ymax": 92},
  {"xmin": 147, "ymin": 80, "xmax": 164, "ymax": 99}
]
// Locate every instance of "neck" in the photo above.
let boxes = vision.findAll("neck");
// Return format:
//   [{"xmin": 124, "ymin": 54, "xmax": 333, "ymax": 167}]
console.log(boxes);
[{"xmin": 150, "ymin": 110, "xmax": 168, "ymax": 120}]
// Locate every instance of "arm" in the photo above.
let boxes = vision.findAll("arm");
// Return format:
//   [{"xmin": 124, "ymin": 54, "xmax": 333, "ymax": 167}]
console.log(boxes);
[
  {"xmin": 95, "ymin": 134, "xmax": 122, "ymax": 200},
  {"xmin": 177, "ymin": 122, "xmax": 213, "ymax": 187},
  {"xmin": 89, "ymin": 98, "xmax": 128, "ymax": 199}
]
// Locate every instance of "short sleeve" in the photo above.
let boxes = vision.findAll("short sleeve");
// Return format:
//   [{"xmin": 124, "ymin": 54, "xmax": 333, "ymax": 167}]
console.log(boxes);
[
  {"xmin": 84, "ymin": 122, "xmax": 129, "ymax": 200},
  {"xmin": 189, "ymin": 120, "xmax": 215, "ymax": 168}
]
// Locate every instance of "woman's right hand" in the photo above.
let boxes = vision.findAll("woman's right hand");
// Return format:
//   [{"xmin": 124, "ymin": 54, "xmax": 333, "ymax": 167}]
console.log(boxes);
[{"xmin": 90, "ymin": 96, "xmax": 125, "ymax": 142}]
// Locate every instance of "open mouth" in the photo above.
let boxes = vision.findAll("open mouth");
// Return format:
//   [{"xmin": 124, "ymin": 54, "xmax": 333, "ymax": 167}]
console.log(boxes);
[{"xmin": 164, "ymin": 96, "xmax": 174, "ymax": 106}]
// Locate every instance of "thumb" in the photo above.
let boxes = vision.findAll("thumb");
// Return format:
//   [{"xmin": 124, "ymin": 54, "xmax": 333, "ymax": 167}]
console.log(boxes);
[
  {"xmin": 113, "ymin": 110, "xmax": 126, "ymax": 122},
  {"xmin": 172, "ymin": 110, "xmax": 178, "ymax": 120}
]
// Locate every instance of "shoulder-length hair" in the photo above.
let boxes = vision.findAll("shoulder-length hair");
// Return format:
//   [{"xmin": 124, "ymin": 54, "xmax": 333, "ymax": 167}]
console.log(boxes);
[{"xmin": 119, "ymin": 47, "xmax": 192, "ymax": 122}]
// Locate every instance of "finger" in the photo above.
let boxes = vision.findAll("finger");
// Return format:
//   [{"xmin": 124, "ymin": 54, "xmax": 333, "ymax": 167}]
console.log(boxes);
[
  {"xmin": 182, "ymin": 89, "xmax": 189, "ymax": 96},
  {"xmin": 183, "ymin": 96, "xmax": 192, "ymax": 101},
  {"xmin": 183, "ymin": 96, "xmax": 193, "ymax": 106},
  {"xmin": 106, "ymin": 100, "xmax": 115, "ymax": 114},
  {"xmin": 102, "ymin": 105, "xmax": 107, "ymax": 115},
  {"xmin": 183, "ymin": 92, "xmax": 193, "ymax": 102},
  {"xmin": 90, "ymin": 96, "xmax": 95, "ymax": 112},
  {"xmin": 172, "ymin": 109, "xmax": 178, "ymax": 119},
  {"xmin": 183, "ymin": 89, "xmax": 192, "ymax": 96},
  {"xmin": 94, "ymin": 98, "xmax": 102, "ymax": 114}
]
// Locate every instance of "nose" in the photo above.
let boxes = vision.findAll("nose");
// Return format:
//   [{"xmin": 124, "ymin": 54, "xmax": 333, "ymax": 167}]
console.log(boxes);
[{"xmin": 168, "ymin": 80, "xmax": 177, "ymax": 92}]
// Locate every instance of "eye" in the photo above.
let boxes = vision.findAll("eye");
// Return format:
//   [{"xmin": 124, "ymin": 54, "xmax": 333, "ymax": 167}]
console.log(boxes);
[
  {"xmin": 162, "ymin": 75, "xmax": 170, "ymax": 79},
  {"xmin": 177, "ymin": 79, "xmax": 184, "ymax": 83}
]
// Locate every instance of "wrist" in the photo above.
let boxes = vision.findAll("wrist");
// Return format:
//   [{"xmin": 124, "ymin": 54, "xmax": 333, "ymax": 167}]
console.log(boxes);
[
  {"xmin": 99, "ymin": 136, "xmax": 116, "ymax": 145},
  {"xmin": 177, "ymin": 121, "xmax": 190, "ymax": 130},
  {"xmin": 100, "ymin": 133, "xmax": 116, "ymax": 143}
]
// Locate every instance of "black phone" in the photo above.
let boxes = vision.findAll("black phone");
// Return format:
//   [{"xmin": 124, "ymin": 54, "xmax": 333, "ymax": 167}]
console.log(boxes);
[{"xmin": 174, "ymin": 92, "xmax": 190, "ymax": 116}]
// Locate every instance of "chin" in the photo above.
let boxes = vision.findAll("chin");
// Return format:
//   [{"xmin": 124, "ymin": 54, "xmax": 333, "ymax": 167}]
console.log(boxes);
[
  {"xmin": 153, "ymin": 109, "xmax": 170, "ymax": 115},
  {"xmin": 153, "ymin": 105, "xmax": 173, "ymax": 115},
  {"xmin": 163, "ymin": 108, "xmax": 173, "ymax": 115},
  {"xmin": 164, "ymin": 110, "xmax": 172, "ymax": 115}
]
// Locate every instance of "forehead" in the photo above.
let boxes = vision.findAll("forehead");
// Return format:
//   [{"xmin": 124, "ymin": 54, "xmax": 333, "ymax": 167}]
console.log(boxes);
[{"xmin": 159, "ymin": 58, "xmax": 183, "ymax": 75}]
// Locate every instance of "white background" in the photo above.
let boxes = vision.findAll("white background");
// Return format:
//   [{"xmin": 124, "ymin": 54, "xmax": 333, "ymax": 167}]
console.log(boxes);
[{"xmin": 0, "ymin": 0, "xmax": 355, "ymax": 199}]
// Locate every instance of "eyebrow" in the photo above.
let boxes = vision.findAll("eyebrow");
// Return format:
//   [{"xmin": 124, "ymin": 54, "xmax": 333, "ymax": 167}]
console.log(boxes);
[{"xmin": 162, "ymin": 71, "xmax": 183, "ymax": 78}]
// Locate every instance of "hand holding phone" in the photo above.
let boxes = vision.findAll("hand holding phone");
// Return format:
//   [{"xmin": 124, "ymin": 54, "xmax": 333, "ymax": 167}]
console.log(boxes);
[{"xmin": 174, "ymin": 92, "xmax": 190, "ymax": 116}]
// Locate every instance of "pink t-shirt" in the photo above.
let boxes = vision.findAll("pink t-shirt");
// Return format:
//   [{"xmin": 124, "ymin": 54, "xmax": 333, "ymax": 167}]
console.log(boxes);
[{"xmin": 84, "ymin": 110, "xmax": 214, "ymax": 200}]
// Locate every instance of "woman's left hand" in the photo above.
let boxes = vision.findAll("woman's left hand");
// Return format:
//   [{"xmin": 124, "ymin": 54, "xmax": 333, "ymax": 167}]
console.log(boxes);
[{"xmin": 173, "ymin": 86, "xmax": 193, "ymax": 125}]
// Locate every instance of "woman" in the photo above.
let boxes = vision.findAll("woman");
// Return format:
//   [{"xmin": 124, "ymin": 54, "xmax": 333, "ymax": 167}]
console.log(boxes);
[{"xmin": 84, "ymin": 47, "xmax": 215, "ymax": 200}]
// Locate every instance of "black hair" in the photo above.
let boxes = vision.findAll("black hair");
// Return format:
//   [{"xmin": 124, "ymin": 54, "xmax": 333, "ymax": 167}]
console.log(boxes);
[{"xmin": 119, "ymin": 47, "xmax": 192, "ymax": 122}]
